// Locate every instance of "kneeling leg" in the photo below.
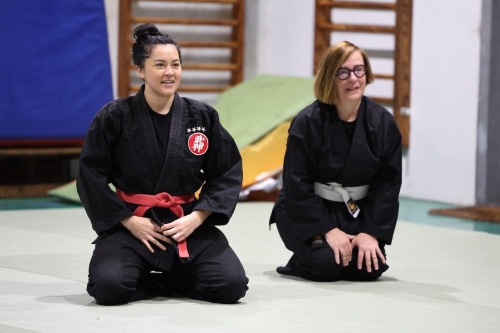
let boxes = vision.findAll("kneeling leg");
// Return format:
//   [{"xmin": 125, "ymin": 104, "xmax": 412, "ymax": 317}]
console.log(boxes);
[
  {"xmin": 87, "ymin": 240, "xmax": 151, "ymax": 305},
  {"xmin": 282, "ymin": 242, "xmax": 344, "ymax": 282},
  {"xmin": 183, "ymin": 237, "xmax": 248, "ymax": 304},
  {"xmin": 340, "ymin": 247, "xmax": 389, "ymax": 282}
]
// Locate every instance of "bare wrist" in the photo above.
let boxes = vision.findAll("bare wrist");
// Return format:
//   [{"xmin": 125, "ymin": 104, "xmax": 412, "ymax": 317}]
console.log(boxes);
[
  {"xmin": 192, "ymin": 209, "xmax": 212, "ymax": 225},
  {"xmin": 120, "ymin": 215, "xmax": 134, "ymax": 229}
]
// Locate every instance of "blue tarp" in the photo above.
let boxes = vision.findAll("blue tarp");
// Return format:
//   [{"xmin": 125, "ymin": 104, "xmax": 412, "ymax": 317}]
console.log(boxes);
[{"xmin": 0, "ymin": 0, "xmax": 113, "ymax": 139}]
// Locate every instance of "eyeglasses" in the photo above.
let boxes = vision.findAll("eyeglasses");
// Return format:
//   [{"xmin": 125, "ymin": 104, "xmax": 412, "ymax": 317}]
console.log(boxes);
[{"xmin": 335, "ymin": 65, "xmax": 366, "ymax": 80}]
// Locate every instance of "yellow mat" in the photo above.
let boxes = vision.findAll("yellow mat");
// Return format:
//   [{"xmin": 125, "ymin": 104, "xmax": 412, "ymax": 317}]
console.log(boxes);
[{"xmin": 241, "ymin": 120, "xmax": 291, "ymax": 188}]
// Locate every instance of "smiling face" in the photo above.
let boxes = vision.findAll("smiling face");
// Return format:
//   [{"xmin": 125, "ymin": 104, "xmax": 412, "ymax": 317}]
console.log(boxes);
[
  {"xmin": 136, "ymin": 43, "xmax": 182, "ymax": 101},
  {"xmin": 335, "ymin": 50, "xmax": 366, "ymax": 105}
]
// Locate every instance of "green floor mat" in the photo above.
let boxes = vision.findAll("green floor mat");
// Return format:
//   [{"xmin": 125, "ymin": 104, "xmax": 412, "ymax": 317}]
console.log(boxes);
[
  {"xmin": 46, "ymin": 180, "xmax": 81, "ymax": 204},
  {"xmin": 0, "ymin": 196, "xmax": 81, "ymax": 210},
  {"xmin": 47, "ymin": 181, "xmax": 116, "ymax": 204},
  {"xmin": 214, "ymin": 75, "xmax": 315, "ymax": 149}
]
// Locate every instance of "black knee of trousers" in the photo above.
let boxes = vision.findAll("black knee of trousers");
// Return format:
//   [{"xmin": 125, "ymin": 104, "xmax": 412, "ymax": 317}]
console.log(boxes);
[
  {"xmin": 342, "ymin": 256, "xmax": 389, "ymax": 282},
  {"xmin": 365, "ymin": 267, "xmax": 385, "ymax": 281},
  {"xmin": 298, "ymin": 247, "xmax": 343, "ymax": 282},
  {"xmin": 353, "ymin": 262, "xmax": 388, "ymax": 282},
  {"xmin": 87, "ymin": 269, "xmax": 138, "ymax": 306},
  {"xmin": 195, "ymin": 270, "xmax": 249, "ymax": 304}
]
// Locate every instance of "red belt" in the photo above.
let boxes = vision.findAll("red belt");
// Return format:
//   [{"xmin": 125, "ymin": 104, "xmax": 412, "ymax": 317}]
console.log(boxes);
[{"xmin": 116, "ymin": 189, "xmax": 195, "ymax": 258}]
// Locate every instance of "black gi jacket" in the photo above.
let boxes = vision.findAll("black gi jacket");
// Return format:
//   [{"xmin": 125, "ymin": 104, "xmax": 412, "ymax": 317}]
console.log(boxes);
[
  {"xmin": 77, "ymin": 86, "xmax": 242, "ymax": 270},
  {"xmin": 270, "ymin": 97, "xmax": 402, "ymax": 245}
]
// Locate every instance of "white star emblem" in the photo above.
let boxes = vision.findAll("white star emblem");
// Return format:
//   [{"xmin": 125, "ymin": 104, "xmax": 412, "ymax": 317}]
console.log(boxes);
[
  {"xmin": 191, "ymin": 127, "xmax": 197, "ymax": 132},
  {"xmin": 197, "ymin": 127, "xmax": 201, "ymax": 131},
  {"xmin": 201, "ymin": 127, "xmax": 206, "ymax": 132},
  {"xmin": 187, "ymin": 128, "xmax": 191, "ymax": 133}
]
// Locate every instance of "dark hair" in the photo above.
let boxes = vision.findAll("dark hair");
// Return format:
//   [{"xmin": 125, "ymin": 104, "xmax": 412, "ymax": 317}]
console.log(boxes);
[{"xmin": 131, "ymin": 23, "xmax": 182, "ymax": 68}]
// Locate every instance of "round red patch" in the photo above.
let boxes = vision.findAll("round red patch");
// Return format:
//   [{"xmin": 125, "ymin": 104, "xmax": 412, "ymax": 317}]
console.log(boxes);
[{"xmin": 188, "ymin": 133, "xmax": 209, "ymax": 155}]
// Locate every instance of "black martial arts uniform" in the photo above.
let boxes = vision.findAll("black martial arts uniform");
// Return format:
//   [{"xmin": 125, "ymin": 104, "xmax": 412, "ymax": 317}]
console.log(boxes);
[
  {"xmin": 270, "ymin": 96, "xmax": 402, "ymax": 282},
  {"xmin": 77, "ymin": 85, "xmax": 248, "ymax": 305}
]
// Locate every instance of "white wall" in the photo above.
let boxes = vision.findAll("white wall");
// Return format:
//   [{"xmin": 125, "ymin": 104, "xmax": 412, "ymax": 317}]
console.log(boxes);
[
  {"xmin": 251, "ymin": 0, "xmax": 315, "ymax": 78},
  {"xmin": 103, "ymin": 0, "xmax": 483, "ymax": 205},
  {"xmin": 401, "ymin": 0, "xmax": 482, "ymax": 205}
]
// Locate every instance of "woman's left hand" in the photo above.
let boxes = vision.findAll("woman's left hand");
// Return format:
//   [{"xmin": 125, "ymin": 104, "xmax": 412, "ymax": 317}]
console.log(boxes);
[
  {"xmin": 351, "ymin": 233, "xmax": 386, "ymax": 272},
  {"xmin": 161, "ymin": 210, "xmax": 211, "ymax": 243}
]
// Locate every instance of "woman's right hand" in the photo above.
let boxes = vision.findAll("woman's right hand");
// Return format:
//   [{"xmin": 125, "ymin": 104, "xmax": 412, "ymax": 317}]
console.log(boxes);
[
  {"xmin": 324, "ymin": 228, "xmax": 355, "ymax": 266},
  {"xmin": 120, "ymin": 216, "xmax": 171, "ymax": 253}
]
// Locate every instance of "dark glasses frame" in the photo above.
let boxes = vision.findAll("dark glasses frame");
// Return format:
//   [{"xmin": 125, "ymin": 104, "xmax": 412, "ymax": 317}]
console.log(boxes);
[{"xmin": 335, "ymin": 65, "xmax": 366, "ymax": 80}]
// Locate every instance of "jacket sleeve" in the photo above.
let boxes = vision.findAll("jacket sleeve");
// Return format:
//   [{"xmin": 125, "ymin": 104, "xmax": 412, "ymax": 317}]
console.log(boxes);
[
  {"xmin": 357, "ymin": 115, "xmax": 402, "ymax": 244},
  {"xmin": 193, "ymin": 108, "xmax": 242, "ymax": 226},
  {"xmin": 282, "ymin": 115, "xmax": 339, "ymax": 242},
  {"xmin": 76, "ymin": 105, "xmax": 133, "ymax": 234}
]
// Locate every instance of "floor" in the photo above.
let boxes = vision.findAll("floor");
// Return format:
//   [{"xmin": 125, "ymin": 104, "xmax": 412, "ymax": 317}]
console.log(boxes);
[{"xmin": 0, "ymin": 198, "xmax": 499, "ymax": 332}]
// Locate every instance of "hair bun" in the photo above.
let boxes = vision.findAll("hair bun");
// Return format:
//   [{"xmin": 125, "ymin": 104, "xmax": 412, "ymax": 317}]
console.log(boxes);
[{"xmin": 133, "ymin": 23, "xmax": 161, "ymax": 42}]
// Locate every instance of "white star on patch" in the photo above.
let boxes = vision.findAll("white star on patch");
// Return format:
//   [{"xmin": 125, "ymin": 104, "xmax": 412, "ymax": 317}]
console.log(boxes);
[
  {"xmin": 191, "ymin": 127, "xmax": 197, "ymax": 132},
  {"xmin": 187, "ymin": 128, "xmax": 191, "ymax": 133},
  {"xmin": 197, "ymin": 127, "xmax": 201, "ymax": 131},
  {"xmin": 201, "ymin": 127, "xmax": 206, "ymax": 132}
]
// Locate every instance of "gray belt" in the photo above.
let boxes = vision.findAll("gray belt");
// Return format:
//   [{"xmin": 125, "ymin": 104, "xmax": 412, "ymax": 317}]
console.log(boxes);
[{"xmin": 313, "ymin": 182, "xmax": 369, "ymax": 218}]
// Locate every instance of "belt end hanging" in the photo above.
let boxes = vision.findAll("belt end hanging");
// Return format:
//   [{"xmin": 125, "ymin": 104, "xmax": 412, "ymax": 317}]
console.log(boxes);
[{"xmin": 178, "ymin": 240, "xmax": 190, "ymax": 258}]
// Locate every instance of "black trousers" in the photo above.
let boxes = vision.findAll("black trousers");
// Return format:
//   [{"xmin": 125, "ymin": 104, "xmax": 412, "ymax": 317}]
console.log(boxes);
[
  {"xmin": 87, "ymin": 236, "xmax": 248, "ymax": 305},
  {"xmin": 275, "ymin": 205, "xmax": 388, "ymax": 282}
]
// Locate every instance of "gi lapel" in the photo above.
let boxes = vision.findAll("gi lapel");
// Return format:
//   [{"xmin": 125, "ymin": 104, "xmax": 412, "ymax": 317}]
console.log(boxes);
[
  {"xmin": 328, "ymin": 103, "xmax": 351, "ymax": 158},
  {"xmin": 133, "ymin": 85, "xmax": 163, "ymax": 193},
  {"xmin": 338, "ymin": 97, "xmax": 378, "ymax": 185},
  {"xmin": 154, "ymin": 92, "xmax": 185, "ymax": 194}
]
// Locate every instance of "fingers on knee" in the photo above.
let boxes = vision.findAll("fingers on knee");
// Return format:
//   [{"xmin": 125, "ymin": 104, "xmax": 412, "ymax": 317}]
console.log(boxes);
[
  {"xmin": 300, "ymin": 253, "xmax": 342, "ymax": 282},
  {"xmin": 363, "ymin": 264, "xmax": 387, "ymax": 281},
  {"xmin": 353, "ymin": 261, "xmax": 388, "ymax": 282}
]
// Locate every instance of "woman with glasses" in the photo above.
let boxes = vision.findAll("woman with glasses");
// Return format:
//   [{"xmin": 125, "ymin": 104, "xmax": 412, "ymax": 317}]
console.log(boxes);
[{"xmin": 269, "ymin": 41, "xmax": 402, "ymax": 282}]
